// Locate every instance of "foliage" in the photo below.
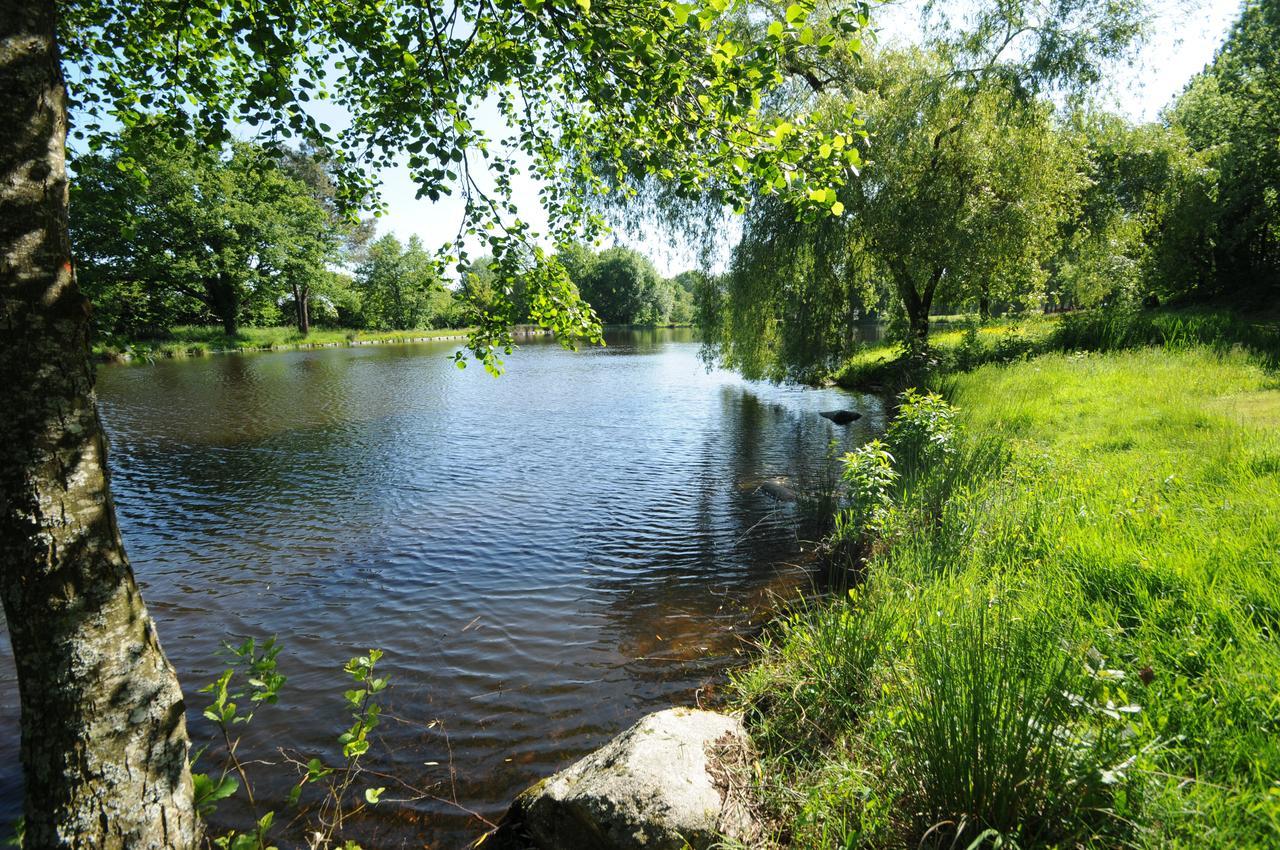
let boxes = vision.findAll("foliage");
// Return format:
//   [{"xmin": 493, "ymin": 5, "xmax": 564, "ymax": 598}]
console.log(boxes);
[
  {"xmin": 734, "ymin": 344, "xmax": 1280, "ymax": 847},
  {"xmin": 59, "ymin": 0, "xmax": 873, "ymax": 373},
  {"xmin": 71, "ymin": 126, "xmax": 342, "ymax": 337},
  {"xmin": 577, "ymin": 247, "xmax": 667, "ymax": 324},
  {"xmin": 193, "ymin": 641, "xmax": 398, "ymax": 850},
  {"xmin": 699, "ymin": 39, "xmax": 1091, "ymax": 380},
  {"xmin": 1162, "ymin": 0, "xmax": 1280, "ymax": 304},
  {"xmin": 844, "ymin": 49, "xmax": 1085, "ymax": 338},
  {"xmin": 354, "ymin": 235, "xmax": 457, "ymax": 331},
  {"xmin": 836, "ymin": 441, "xmax": 896, "ymax": 537},
  {"xmin": 883, "ymin": 389, "xmax": 957, "ymax": 472},
  {"xmin": 684, "ymin": 0, "xmax": 1149, "ymax": 381}
]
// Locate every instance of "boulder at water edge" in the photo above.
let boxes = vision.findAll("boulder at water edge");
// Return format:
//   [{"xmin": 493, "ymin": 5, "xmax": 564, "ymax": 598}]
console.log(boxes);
[
  {"xmin": 819, "ymin": 409, "xmax": 862, "ymax": 425},
  {"xmin": 479, "ymin": 708, "xmax": 758, "ymax": 850}
]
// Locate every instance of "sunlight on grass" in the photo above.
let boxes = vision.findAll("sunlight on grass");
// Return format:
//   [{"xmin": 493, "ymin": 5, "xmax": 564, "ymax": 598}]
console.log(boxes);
[{"xmin": 737, "ymin": 346, "xmax": 1280, "ymax": 848}]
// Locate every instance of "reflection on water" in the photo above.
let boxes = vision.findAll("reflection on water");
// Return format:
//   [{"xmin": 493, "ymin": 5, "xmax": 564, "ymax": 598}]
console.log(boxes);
[{"xmin": 0, "ymin": 328, "xmax": 883, "ymax": 848}]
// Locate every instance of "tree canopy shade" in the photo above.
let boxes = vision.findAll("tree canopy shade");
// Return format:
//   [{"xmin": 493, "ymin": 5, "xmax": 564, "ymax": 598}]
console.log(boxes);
[
  {"xmin": 0, "ymin": 0, "xmax": 870, "ymax": 846},
  {"xmin": 1163, "ymin": 0, "xmax": 1280, "ymax": 304}
]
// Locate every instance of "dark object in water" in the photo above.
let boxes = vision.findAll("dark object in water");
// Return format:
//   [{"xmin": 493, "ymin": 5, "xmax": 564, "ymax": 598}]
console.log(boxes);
[
  {"xmin": 736, "ymin": 477, "xmax": 798, "ymax": 502},
  {"xmin": 820, "ymin": 409, "xmax": 862, "ymax": 425}
]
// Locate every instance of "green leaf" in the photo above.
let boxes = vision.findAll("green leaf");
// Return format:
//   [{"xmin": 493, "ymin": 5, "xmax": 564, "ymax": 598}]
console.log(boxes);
[
  {"xmin": 830, "ymin": 200, "xmax": 845, "ymax": 216},
  {"xmin": 767, "ymin": 21, "xmax": 784, "ymax": 38},
  {"xmin": 364, "ymin": 786, "xmax": 386, "ymax": 805},
  {"xmin": 193, "ymin": 773, "xmax": 240, "ymax": 812}
]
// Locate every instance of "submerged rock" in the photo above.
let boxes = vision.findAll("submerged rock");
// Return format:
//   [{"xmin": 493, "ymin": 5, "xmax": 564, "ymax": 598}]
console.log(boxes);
[
  {"xmin": 753, "ymin": 478, "xmax": 797, "ymax": 502},
  {"xmin": 819, "ymin": 409, "xmax": 862, "ymax": 425},
  {"xmin": 480, "ymin": 708, "xmax": 758, "ymax": 850}
]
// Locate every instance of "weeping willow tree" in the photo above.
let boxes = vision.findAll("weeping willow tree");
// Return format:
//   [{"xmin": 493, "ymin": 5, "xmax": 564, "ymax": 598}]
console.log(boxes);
[
  {"xmin": 703, "ymin": 47, "xmax": 1087, "ymax": 379},
  {"xmin": 707, "ymin": 193, "xmax": 878, "ymax": 381},
  {"xmin": 621, "ymin": 0, "xmax": 1150, "ymax": 382}
]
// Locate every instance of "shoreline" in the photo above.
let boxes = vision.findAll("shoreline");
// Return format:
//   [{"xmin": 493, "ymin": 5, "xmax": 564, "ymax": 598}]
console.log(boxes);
[
  {"xmin": 93, "ymin": 323, "xmax": 703, "ymax": 364},
  {"xmin": 94, "ymin": 327, "xmax": 534, "ymax": 363},
  {"xmin": 721, "ymin": 319, "xmax": 1280, "ymax": 848}
]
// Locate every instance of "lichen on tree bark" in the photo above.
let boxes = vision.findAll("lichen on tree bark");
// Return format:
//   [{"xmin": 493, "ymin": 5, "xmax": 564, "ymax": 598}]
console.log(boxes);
[{"xmin": 0, "ymin": 1, "xmax": 197, "ymax": 846}]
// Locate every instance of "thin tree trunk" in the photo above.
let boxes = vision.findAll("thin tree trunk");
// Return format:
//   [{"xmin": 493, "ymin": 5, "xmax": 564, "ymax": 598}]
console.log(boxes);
[
  {"xmin": 208, "ymin": 276, "xmax": 238, "ymax": 336},
  {"xmin": 296, "ymin": 284, "xmax": 310, "ymax": 335},
  {"xmin": 0, "ymin": 3, "xmax": 198, "ymax": 847}
]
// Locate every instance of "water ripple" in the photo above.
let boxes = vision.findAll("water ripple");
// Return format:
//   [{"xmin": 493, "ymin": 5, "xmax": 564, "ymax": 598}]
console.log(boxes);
[{"xmin": 0, "ymin": 329, "xmax": 883, "ymax": 848}]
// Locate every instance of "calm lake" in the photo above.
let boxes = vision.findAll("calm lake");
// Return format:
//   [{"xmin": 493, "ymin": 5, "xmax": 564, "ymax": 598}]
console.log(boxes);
[{"xmin": 0, "ymin": 328, "xmax": 882, "ymax": 848}]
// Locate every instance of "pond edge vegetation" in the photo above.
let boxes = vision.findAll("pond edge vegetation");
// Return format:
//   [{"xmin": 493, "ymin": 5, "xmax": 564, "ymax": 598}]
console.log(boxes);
[{"xmin": 726, "ymin": 307, "xmax": 1280, "ymax": 848}]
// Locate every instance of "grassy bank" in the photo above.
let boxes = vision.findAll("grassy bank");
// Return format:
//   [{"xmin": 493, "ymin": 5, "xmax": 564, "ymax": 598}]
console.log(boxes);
[
  {"xmin": 93, "ymin": 324, "xmax": 483, "ymax": 361},
  {"xmin": 735, "ymin": 345, "xmax": 1280, "ymax": 847},
  {"xmin": 834, "ymin": 308, "xmax": 1280, "ymax": 392}
]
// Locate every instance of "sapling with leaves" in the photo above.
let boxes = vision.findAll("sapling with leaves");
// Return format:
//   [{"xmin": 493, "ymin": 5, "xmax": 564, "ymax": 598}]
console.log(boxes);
[
  {"xmin": 192, "ymin": 641, "xmax": 405, "ymax": 850},
  {"xmin": 304, "ymin": 650, "xmax": 392, "ymax": 847}
]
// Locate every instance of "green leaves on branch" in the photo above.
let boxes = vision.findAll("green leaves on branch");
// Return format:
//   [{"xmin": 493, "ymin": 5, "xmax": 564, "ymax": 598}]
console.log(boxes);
[
  {"xmin": 60, "ymin": 0, "xmax": 874, "ymax": 370},
  {"xmin": 837, "ymin": 390, "xmax": 958, "ymax": 539},
  {"xmin": 191, "ymin": 641, "xmax": 392, "ymax": 848}
]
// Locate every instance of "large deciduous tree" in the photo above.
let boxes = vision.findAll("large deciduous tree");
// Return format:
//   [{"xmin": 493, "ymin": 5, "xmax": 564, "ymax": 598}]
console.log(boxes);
[
  {"xmin": 72, "ymin": 129, "xmax": 339, "ymax": 337},
  {"xmin": 355, "ymin": 234, "xmax": 450, "ymax": 330},
  {"xmin": 1164, "ymin": 0, "xmax": 1279, "ymax": 304},
  {"xmin": 686, "ymin": 0, "xmax": 1148, "ymax": 380},
  {"xmin": 578, "ymin": 246, "xmax": 667, "ymax": 324},
  {"xmin": 0, "ymin": 0, "xmax": 869, "ymax": 845}
]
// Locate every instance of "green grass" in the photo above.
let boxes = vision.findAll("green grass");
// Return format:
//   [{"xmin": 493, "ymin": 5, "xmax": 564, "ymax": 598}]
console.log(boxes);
[
  {"xmin": 736, "ymin": 345, "xmax": 1280, "ymax": 848},
  {"xmin": 833, "ymin": 308, "xmax": 1280, "ymax": 392},
  {"xmin": 93, "ymin": 324, "xmax": 479, "ymax": 361}
]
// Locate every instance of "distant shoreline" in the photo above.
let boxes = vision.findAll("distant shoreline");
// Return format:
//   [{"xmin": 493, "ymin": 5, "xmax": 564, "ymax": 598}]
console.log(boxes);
[{"xmin": 94, "ymin": 324, "xmax": 704, "ymax": 364}]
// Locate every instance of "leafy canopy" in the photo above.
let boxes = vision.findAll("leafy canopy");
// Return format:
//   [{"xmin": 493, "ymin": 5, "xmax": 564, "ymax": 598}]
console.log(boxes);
[
  {"xmin": 60, "ymin": 0, "xmax": 872, "ymax": 371},
  {"xmin": 71, "ymin": 127, "xmax": 342, "ymax": 337}
]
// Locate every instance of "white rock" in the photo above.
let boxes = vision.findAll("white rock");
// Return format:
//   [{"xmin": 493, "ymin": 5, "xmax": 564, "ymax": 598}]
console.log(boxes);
[{"xmin": 483, "ymin": 708, "xmax": 757, "ymax": 850}]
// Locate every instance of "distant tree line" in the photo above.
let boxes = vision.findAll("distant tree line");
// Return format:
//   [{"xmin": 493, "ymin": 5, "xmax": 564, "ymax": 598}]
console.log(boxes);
[
  {"xmin": 549, "ymin": 243, "xmax": 700, "ymax": 326},
  {"xmin": 71, "ymin": 127, "xmax": 693, "ymax": 340}
]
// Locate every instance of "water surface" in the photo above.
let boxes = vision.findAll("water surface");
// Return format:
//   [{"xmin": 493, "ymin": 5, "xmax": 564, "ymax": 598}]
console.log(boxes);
[{"xmin": 0, "ymin": 328, "xmax": 881, "ymax": 847}]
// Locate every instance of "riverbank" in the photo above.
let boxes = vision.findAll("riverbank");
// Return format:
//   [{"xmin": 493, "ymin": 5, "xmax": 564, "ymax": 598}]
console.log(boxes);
[
  {"xmin": 733, "ymin": 339, "xmax": 1280, "ymax": 847},
  {"xmin": 832, "ymin": 308, "xmax": 1280, "ymax": 393},
  {"xmin": 92, "ymin": 324, "xmax": 505, "ymax": 362}
]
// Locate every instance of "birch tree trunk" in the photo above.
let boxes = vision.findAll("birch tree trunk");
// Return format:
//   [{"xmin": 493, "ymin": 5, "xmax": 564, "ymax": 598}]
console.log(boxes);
[{"xmin": 0, "ymin": 2, "xmax": 198, "ymax": 846}]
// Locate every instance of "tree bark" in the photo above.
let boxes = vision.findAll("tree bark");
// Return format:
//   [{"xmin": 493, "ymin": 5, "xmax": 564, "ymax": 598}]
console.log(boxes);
[
  {"xmin": 892, "ymin": 262, "xmax": 931, "ymax": 344},
  {"xmin": 0, "ymin": 3, "xmax": 198, "ymax": 847},
  {"xmin": 207, "ymin": 275, "xmax": 238, "ymax": 336},
  {"xmin": 294, "ymin": 283, "xmax": 310, "ymax": 335}
]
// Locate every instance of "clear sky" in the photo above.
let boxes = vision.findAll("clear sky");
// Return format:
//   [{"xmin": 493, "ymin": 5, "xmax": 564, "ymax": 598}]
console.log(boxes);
[{"xmin": 372, "ymin": 0, "xmax": 1243, "ymax": 277}]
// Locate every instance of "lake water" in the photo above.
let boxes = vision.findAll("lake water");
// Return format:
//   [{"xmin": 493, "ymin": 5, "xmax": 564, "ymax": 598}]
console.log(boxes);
[{"xmin": 0, "ymin": 328, "xmax": 882, "ymax": 848}]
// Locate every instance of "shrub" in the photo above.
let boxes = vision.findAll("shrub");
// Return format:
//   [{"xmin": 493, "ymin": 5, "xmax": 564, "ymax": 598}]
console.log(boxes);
[{"xmin": 884, "ymin": 390, "xmax": 957, "ymax": 475}]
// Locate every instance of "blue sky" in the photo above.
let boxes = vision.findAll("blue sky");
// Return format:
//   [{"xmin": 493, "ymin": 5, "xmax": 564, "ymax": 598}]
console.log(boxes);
[{"xmin": 372, "ymin": 0, "xmax": 1242, "ymax": 277}]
